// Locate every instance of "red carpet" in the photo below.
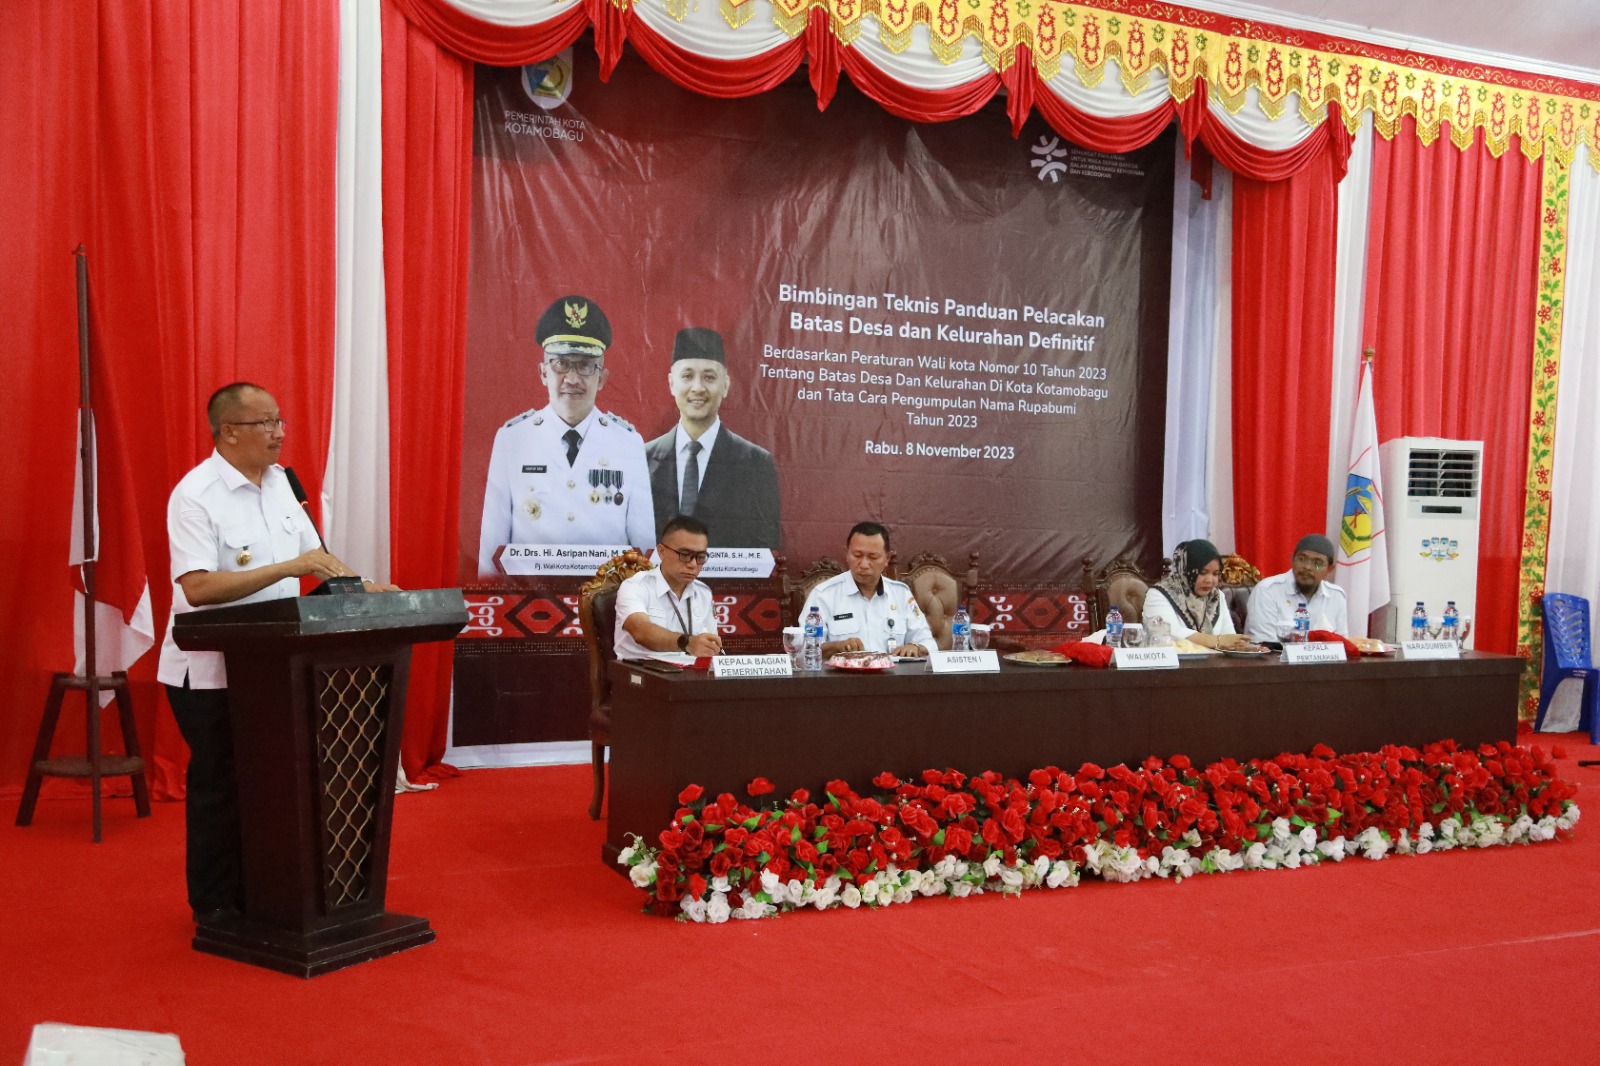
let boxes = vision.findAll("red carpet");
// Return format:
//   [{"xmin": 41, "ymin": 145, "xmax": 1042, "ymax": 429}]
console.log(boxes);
[{"xmin": 3, "ymin": 738, "xmax": 1597, "ymax": 1065}]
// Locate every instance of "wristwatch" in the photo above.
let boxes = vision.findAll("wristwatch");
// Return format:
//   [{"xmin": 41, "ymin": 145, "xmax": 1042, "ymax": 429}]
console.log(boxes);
[{"xmin": 676, "ymin": 633, "xmax": 689, "ymax": 653}]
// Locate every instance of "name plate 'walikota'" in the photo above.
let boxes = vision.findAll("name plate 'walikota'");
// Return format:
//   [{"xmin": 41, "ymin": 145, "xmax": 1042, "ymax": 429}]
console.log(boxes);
[
  {"xmin": 928, "ymin": 650, "xmax": 1000, "ymax": 674},
  {"xmin": 1282, "ymin": 642, "xmax": 1348, "ymax": 664},
  {"xmin": 1114, "ymin": 647, "xmax": 1179, "ymax": 670},
  {"xmin": 1402, "ymin": 640, "xmax": 1461, "ymax": 661},
  {"xmin": 711, "ymin": 654, "xmax": 794, "ymax": 679}
]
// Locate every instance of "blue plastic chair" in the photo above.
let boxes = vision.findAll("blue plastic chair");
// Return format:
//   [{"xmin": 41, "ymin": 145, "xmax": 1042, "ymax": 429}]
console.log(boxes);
[{"xmin": 1535, "ymin": 593, "xmax": 1598, "ymax": 741}]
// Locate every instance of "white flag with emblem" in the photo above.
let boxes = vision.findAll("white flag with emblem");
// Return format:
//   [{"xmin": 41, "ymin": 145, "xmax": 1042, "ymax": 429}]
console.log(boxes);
[{"xmin": 1334, "ymin": 360, "xmax": 1389, "ymax": 636}]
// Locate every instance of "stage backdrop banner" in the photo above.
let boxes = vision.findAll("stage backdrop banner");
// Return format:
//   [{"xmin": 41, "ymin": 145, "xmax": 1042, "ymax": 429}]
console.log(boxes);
[{"xmin": 451, "ymin": 51, "xmax": 1172, "ymax": 755}]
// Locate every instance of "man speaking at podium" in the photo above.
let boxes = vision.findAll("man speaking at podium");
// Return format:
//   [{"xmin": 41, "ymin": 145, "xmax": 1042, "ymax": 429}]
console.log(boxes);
[{"xmin": 156, "ymin": 382, "xmax": 384, "ymax": 923}]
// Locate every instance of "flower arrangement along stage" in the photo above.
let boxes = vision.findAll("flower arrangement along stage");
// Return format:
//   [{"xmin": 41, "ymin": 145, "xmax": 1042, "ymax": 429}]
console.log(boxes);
[{"xmin": 617, "ymin": 741, "xmax": 1580, "ymax": 923}]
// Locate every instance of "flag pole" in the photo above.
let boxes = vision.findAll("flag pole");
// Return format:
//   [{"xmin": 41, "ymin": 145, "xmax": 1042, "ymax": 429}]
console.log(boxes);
[
  {"xmin": 75, "ymin": 244, "xmax": 105, "ymax": 837},
  {"xmin": 75, "ymin": 246, "xmax": 98, "ymax": 693}
]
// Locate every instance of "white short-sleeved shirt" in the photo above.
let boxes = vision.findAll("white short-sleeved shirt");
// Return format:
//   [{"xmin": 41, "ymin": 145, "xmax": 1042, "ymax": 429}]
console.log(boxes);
[
  {"xmin": 800, "ymin": 571, "xmax": 937, "ymax": 656},
  {"xmin": 1140, "ymin": 586, "xmax": 1236, "ymax": 641},
  {"xmin": 156, "ymin": 452, "xmax": 320, "ymax": 689},
  {"xmin": 477, "ymin": 405, "xmax": 654, "ymax": 576},
  {"xmin": 612, "ymin": 568, "xmax": 717, "ymax": 659},
  {"xmin": 1245, "ymin": 570, "xmax": 1350, "ymax": 642}
]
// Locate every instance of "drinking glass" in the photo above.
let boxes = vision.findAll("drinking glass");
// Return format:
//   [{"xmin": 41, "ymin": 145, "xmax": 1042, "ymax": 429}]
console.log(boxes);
[
  {"xmin": 971, "ymin": 624, "xmax": 991, "ymax": 650},
  {"xmin": 1122, "ymin": 623, "xmax": 1143, "ymax": 648},
  {"xmin": 781, "ymin": 626, "xmax": 802, "ymax": 669}
]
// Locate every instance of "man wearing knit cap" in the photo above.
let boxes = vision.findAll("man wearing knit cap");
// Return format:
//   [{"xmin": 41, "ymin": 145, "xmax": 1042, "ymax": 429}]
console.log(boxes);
[
  {"xmin": 1245, "ymin": 533, "xmax": 1349, "ymax": 642},
  {"xmin": 645, "ymin": 327, "xmax": 781, "ymax": 549},
  {"xmin": 477, "ymin": 295, "xmax": 653, "ymax": 576}
]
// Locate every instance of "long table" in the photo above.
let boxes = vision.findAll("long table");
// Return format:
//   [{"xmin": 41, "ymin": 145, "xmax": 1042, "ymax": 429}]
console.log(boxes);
[{"xmin": 603, "ymin": 652, "xmax": 1523, "ymax": 865}]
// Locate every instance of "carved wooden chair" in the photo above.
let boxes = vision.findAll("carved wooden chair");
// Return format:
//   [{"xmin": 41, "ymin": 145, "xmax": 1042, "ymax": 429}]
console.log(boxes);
[
  {"xmin": 1219, "ymin": 553, "xmax": 1262, "ymax": 633},
  {"xmin": 578, "ymin": 549, "xmax": 655, "ymax": 820},
  {"xmin": 783, "ymin": 557, "xmax": 845, "ymax": 626},
  {"xmin": 894, "ymin": 550, "xmax": 980, "ymax": 650},
  {"xmin": 1091, "ymin": 554, "xmax": 1153, "ymax": 631}
]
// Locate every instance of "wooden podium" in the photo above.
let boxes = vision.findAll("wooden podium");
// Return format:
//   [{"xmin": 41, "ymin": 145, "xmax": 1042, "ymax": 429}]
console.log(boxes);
[{"xmin": 173, "ymin": 589, "xmax": 467, "ymax": 977}]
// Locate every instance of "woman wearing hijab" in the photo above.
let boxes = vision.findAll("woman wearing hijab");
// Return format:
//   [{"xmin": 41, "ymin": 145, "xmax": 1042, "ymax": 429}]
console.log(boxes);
[{"xmin": 1142, "ymin": 539, "xmax": 1253, "ymax": 649}]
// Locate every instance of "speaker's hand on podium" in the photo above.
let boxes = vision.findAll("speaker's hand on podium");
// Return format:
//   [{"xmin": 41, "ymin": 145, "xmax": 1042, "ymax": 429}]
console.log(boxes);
[
  {"xmin": 286, "ymin": 548, "xmax": 358, "ymax": 582},
  {"xmin": 362, "ymin": 580, "xmax": 403, "ymax": 593}
]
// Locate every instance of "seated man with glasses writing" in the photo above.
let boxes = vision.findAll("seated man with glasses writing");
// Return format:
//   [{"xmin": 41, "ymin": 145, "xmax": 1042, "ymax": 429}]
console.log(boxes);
[
  {"xmin": 477, "ymin": 294, "xmax": 654, "ymax": 577},
  {"xmin": 614, "ymin": 514, "xmax": 724, "ymax": 658},
  {"xmin": 1244, "ymin": 533, "xmax": 1350, "ymax": 642}
]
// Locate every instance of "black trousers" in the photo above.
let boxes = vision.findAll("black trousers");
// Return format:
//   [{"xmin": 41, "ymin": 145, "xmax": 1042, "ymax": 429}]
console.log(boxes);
[{"xmin": 164, "ymin": 680, "xmax": 242, "ymax": 915}]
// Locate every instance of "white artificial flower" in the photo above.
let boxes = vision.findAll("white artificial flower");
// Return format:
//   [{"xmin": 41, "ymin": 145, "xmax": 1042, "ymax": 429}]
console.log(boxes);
[
  {"xmin": 1298, "ymin": 826, "xmax": 1318, "ymax": 851},
  {"xmin": 1032, "ymin": 855, "xmax": 1052, "ymax": 882},
  {"xmin": 1507, "ymin": 815, "xmax": 1534, "ymax": 844},
  {"xmin": 1415, "ymin": 836, "xmax": 1433, "ymax": 855},
  {"xmin": 1394, "ymin": 829, "xmax": 1413, "ymax": 856},
  {"xmin": 706, "ymin": 892, "xmax": 731, "ymax": 924},
  {"xmin": 1316, "ymin": 838, "xmax": 1345, "ymax": 861},
  {"xmin": 812, "ymin": 885, "xmax": 838, "ymax": 910},
  {"xmin": 954, "ymin": 861, "xmax": 970, "ymax": 879},
  {"xmin": 982, "ymin": 854, "xmax": 1003, "ymax": 878},
  {"xmin": 1558, "ymin": 804, "xmax": 1581, "ymax": 831},
  {"xmin": 999, "ymin": 865, "xmax": 1024, "ymax": 888},
  {"xmin": 1354, "ymin": 828, "xmax": 1388, "ymax": 861},
  {"xmin": 737, "ymin": 896, "xmax": 773, "ymax": 920},
  {"xmin": 1160, "ymin": 846, "xmax": 1197, "ymax": 880},
  {"xmin": 919, "ymin": 874, "xmax": 945, "ymax": 897},
  {"xmin": 787, "ymin": 878, "xmax": 806, "ymax": 903},
  {"xmin": 629, "ymin": 860, "xmax": 658, "ymax": 888},
  {"xmin": 1181, "ymin": 829, "xmax": 1202, "ymax": 849},
  {"xmin": 860, "ymin": 879, "xmax": 880, "ymax": 904},
  {"xmin": 1243, "ymin": 842, "xmax": 1267, "ymax": 870},
  {"xmin": 1281, "ymin": 850, "xmax": 1302, "ymax": 870},
  {"xmin": 1271, "ymin": 818, "xmax": 1292, "ymax": 843},
  {"xmin": 935, "ymin": 856, "xmax": 958, "ymax": 880},
  {"xmin": 841, "ymin": 883, "xmax": 862, "ymax": 908},
  {"xmin": 1045, "ymin": 860, "xmax": 1080, "ymax": 889},
  {"xmin": 711, "ymin": 875, "xmax": 732, "ymax": 894},
  {"xmin": 892, "ymin": 886, "xmax": 915, "ymax": 905},
  {"xmin": 617, "ymin": 845, "xmax": 637, "ymax": 866},
  {"xmin": 1418, "ymin": 822, "xmax": 1435, "ymax": 840},
  {"xmin": 680, "ymin": 896, "xmax": 707, "ymax": 922},
  {"xmin": 950, "ymin": 881, "xmax": 974, "ymax": 898}
]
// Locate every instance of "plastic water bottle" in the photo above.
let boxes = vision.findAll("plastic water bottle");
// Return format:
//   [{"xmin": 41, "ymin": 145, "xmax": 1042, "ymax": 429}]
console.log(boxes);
[
  {"xmin": 1291, "ymin": 602, "xmax": 1311, "ymax": 643},
  {"xmin": 951, "ymin": 605, "xmax": 972, "ymax": 651},
  {"xmin": 1105, "ymin": 606, "xmax": 1124, "ymax": 648},
  {"xmin": 1442, "ymin": 601, "xmax": 1459, "ymax": 643},
  {"xmin": 1411, "ymin": 601, "xmax": 1429, "ymax": 642},
  {"xmin": 802, "ymin": 605, "xmax": 825, "ymax": 671}
]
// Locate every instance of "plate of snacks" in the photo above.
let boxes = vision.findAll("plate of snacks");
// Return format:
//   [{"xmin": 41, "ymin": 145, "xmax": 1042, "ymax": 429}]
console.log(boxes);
[
  {"xmin": 825, "ymin": 651, "xmax": 897, "ymax": 672},
  {"xmin": 1221, "ymin": 643, "xmax": 1272, "ymax": 657},
  {"xmin": 1003, "ymin": 650, "xmax": 1072, "ymax": 667},
  {"xmin": 1350, "ymin": 636, "xmax": 1393, "ymax": 656},
  {"xmin": 1172, "ymin": 638, "xmax": 1220, "ymax": 660}
]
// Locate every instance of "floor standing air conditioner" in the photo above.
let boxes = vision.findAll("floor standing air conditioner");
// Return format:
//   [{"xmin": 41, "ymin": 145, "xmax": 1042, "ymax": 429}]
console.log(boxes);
[{"xmin": 1374, "ymin": 437, "xmax": 1483, "ymax": 647}]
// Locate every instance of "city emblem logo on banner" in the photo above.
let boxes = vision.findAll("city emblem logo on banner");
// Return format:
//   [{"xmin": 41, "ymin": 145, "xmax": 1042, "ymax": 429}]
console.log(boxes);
[
  {"xmin": 1340, "ymin": 474, "xmax": 1379, "ymax": 557},
  {"xmin": 521, "ymin": 50, "xmax": 574, "ymax": 111}
]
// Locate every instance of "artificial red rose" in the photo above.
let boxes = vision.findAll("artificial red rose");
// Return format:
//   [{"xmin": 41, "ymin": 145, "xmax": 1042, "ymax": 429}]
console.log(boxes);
[
  {"xmin": 981, "ymin": 818, "xmax": 1006, "ymax": 848},
  {"xmin": 875, "ymin": 771, "xmax": 901, "ymax": 789},
  {"xmin": 1079, "ymin": 779, "xmax": 1103, "ymax": 801},
  {"xmin": 709, "ymin": 851, "xmax": 734, "ymax": 878},
  {"xmin": 688, "ymin": 873, "xmax": 708, "ymax": 899},
  {"xmin": 945, "ymin": 825, "xmax": 973, "ymax": 854},
  {"xmin": 825, "ymin": 779, "xmax": 853, "ymax": 801},
  {"xmin": 816, "ymin": 852, "xmax": 839, "ymax": 877},
  {"xmin": 746, "ymin": 777, "xmax": 775, "ymax": 797},
  {"xmin": 790, "ymin": 788, "xmax": 810, "ymax": 805},
  {"xmin": 659, "ymin": 828, "xmax": 684, "ymax": 851},
  {"xmin": 795, "ymin": 839, "xmax": 820, "ymax": 866},
  {"xmin": 700, "ymin": 803, "xmax": 726, "ymax": 825},
  {"xmin": 1079, "ymin": 761, "xmax": 1106, "ymax": 780},
  {"xmin": 1170, "ymin": 754, "xmax": 1192, "ymax": 770},
  {"xmin": 678, "ymin": 784, "xmax": 704, "ymax": 805},
  {"xmin": 1001, "ymin": 806, "xmax": 1026, "ymax": 842},
  {"xmin": 656, "ymin": 877, "xmax": 682, "ymax": 901},
  {"xmin": 723, "ymin": 826, "xmax": 748, "ymax": 848},
  {"xmin": 1029, "ymin": 768, "xmax": 1053, "ymax": 788}
]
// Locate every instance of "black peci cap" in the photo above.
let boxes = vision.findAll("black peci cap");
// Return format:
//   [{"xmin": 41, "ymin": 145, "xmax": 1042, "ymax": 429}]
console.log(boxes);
[{"xmin": 670, "ymin": 327, "xmax": 725, "ymax": 365}]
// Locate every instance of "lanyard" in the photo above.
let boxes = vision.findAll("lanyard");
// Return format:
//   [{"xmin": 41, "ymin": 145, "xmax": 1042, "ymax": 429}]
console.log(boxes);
[{"xmin": 667, "ymin": 590, "xmax": 693, "ymax": 638}]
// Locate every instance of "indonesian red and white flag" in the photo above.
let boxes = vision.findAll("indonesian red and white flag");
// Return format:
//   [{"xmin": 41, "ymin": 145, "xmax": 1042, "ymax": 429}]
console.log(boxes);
[
  {"xmin": 69, "ymin": 403, "xmax": 154, "ymax": 697},
  {"xmin": 1335, "ymin": 360, "xmax": 1389, "ymax": 636}
]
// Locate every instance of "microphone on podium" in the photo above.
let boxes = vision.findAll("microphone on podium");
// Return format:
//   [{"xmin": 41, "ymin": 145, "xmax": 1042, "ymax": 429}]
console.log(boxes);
[{"xmin": 283, "ymin": 467, "xmax": 366, "ymax": 596}]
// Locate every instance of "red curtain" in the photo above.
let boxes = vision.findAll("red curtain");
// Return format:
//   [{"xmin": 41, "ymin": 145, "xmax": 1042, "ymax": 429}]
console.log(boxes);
[
  {"xmin": 1229, "ymin": 141, "xmax": 1341, "ymax": 570},
  {"xmin": 0, "ymin": 3, "xmax": 97, "ymax": 793},
  {"xmin": 0, "ymin": 0, "xmax": 339, "ymax": 795},
  {"xmin": 1362, "ymin": 116, "xmax": 1540, "ymax": 654},
  {"xmin": 382, "ymin": 1, "xmax": 475, "ymax": 782}
]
